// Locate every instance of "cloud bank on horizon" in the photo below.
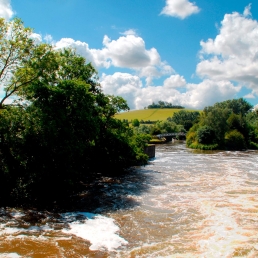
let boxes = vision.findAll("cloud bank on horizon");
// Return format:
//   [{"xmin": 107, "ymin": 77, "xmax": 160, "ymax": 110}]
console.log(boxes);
[{"xmin": 1, "ymin": 0, "xmax": 258, "ymax": 110}]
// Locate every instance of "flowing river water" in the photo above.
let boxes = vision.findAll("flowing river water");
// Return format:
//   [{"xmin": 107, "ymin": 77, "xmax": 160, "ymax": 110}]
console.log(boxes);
[{"xmin": 1, "ymin": 142, "xmax": 258, "ymax": 257}]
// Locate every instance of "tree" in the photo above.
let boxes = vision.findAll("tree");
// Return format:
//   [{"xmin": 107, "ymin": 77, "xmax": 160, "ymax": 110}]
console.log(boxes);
[
  {"xmin": 0, "ymin": 79, "xmax": 149, "ymax": 205},
  {"xmin": 168, "ymin": 110, "xmax": 200, "ymax": 131},
  {"xmin": 0, "ymin": 44, "xmax": 150, "ymax": 206},
  {"xmin": 196, "ymin": 125, "xmax": 216, "ymax": 144},
  {"xmin": 0, "ymin": 18, "xmax": 57, "ymax": 108},
  {"xmin": 186, "ymin": 98, "xmax": 254, "ymax": 150},
  {"xmin": 132, "ymin": 118, "xmax": 140, "ymax": 127},
  {"xmin": 133, "ymin": 124, "xmax": 151, "ymax": 135},
  {"xmin": 149, "ymin": 120, "xmax": 183, "ymax": 135},
  {"xmin": 0, "ymin": 17, "xmax": 151, "ymax": 206},
  {"xmin": 225, "ymin": 130, "xmax": 246, "ymax": 150},
  {"xmin": 146, "ymin": 101, "xmax": 184, "ymax": 109}
]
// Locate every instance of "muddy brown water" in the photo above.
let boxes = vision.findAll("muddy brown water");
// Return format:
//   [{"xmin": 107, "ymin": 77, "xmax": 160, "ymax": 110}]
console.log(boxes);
[{"xmin": 1, "ymin": 142, "xmax": 258, "ymax": 257}]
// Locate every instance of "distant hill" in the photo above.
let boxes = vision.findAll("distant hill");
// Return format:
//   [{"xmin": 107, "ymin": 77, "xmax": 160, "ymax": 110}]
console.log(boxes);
[{"xmin": 115, "ymin": 108, "xmax": 199, "ymax": 122}]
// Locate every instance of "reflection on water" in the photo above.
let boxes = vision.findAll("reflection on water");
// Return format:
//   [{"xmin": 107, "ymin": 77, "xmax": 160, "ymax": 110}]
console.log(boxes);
[{"xmin": 1, "ymin": 142, "xmax": 258, "ymax": 257}]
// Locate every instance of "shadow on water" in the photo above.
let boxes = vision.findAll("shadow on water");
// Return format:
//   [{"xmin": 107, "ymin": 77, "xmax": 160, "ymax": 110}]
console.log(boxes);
[
  {"xmin": 73, "ymin": 166, "xmax": 160, "ymax": 214},
  {"xmin": 0, "ymin": 165, "xmax": 161, "ymax": 223}
]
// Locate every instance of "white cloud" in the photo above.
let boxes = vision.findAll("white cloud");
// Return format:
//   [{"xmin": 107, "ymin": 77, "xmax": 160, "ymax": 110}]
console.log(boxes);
[
  {"xmin": 185, "ymin": 80, "xmax": 240, "ymax": 109},
  {"xmin": 30, "ymin": 33, "xmax": 42, "ymax": 44},
  {"xmin": 54, "ymin": 32, "xmax": 242, "ymax": 110},
  {"xmin": 243, "ymin": 3, "xmax": 252, "ymax": 17},
  {"xmin": 101, "ymin": 72, "xmax": 142, "ymax": 109},
  {"xmin": 161, "ymin": 0, "xmax": 200, "ymax": 19},
  {"xmin": 244, "ymin": 93, "xmax": 255, "ymax": 99},
  {"xmin": 120, "ymin": 29, "xmax": 138, "ymax": 36},
  {"xmin": 197, "ymin": 6, "xmax": 258, "ymax": 94},
  {"xmin": 101, "ymin": 71, "xmax": 240, "ymax": 110},
  {"xmin": 55, "ymin": 34, "xmax": 174, "ymax": 85},
  {"xmin": 102, "ymin": 35, "xmax": 156, "ymax": 69},
  {"xmin": 164, "ymin": 75, "xmax": 186, "ymax": 88},
  {"xmin": 0, "ymin": 0, "xmax": 14, "ymax": 20},
  {"xmin": 55, "ymin": 38, "xmax": 99, "ymax": 67}
]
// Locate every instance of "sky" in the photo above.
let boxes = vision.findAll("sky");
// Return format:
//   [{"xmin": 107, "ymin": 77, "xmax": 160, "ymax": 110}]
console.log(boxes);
[{"xmin": 1, "ymin": 0, "xmax": 258, "ymax": 110}]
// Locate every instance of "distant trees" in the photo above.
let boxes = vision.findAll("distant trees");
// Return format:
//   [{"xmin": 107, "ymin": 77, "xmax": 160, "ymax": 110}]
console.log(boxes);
[
  {"xmin": 146, "ymin": 101, "xmax": 184, "ymax": 109},
  {"xmin": 186, "ymin": 98, "xmax": 255, "ymax": 150},
  {"xmin": 133, "ymin": 120, "xmax": 184, "ymax": 136},
  {"xmin": 167, "ymin": 110, "xmax": 200, "ymax": 131}
]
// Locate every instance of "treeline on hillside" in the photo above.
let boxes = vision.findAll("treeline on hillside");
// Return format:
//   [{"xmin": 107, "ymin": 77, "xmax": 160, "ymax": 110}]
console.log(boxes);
[
  {"xmin": 146, "ymin": 101, "xmax": 184, "ymax": 109},
  {"xmin": 0, "ymin": 18, "xmax": 150, "ymax": 207},
  {"xmin": 186, "ymin": 98, "xmax": 258, "ymax": 150}
]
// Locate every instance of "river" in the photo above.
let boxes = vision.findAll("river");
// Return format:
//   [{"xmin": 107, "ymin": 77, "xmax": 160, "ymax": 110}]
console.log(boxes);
[{"xmin": 1, "ymin": 142, "xmax": 258, "ymax": 257}]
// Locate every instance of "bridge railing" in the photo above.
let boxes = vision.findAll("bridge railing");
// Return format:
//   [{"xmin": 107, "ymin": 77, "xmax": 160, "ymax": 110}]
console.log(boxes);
[{"xmin": 156, "ymin": 132, "xmax": 186, "ymax": 138}]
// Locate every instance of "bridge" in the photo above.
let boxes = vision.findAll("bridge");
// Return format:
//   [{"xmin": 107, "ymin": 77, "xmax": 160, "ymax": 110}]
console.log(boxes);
[{"xmin": 156, "ymin": 132, "xmax": 186, "ymax": 142}]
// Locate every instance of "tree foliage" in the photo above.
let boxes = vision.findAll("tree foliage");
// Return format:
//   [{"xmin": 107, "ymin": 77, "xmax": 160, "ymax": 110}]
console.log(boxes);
[
  {"xmin": 196, "ymin": 126, "xmax": 216, "ymax": 144},
  {"xmin": 186, "ymin": 98, "xmax": 255, "ymax": 150},
  {"xmin": 146, "ymin": 101, "xmax": 184, "ymax": 109},
  {"xmin": 132, "ymin": 118, "xmax": 140, "ymax": 127},
  {"xmin": 0, "ymin": 18, "xmax": 59, "ymax": 107},
  {"xmin": 0, "ymin": 18, "xmax": 150, "ymax": 207},
  {"xmin": 167, "ymin": 110, "xmax": 200, "ymax": 131}
]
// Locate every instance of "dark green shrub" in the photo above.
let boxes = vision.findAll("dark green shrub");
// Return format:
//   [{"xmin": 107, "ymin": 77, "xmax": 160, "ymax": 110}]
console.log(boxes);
[
  {"xmin": 132, "ymin": 118, "xmax": 140, "ymax": 127},
  {"xmin": 196, "ymin": 126, "xmax": 216, "ymax": 144},
  {"xmin": 225, "ymin": 130, "xmax": 246, "ymax": 150}
]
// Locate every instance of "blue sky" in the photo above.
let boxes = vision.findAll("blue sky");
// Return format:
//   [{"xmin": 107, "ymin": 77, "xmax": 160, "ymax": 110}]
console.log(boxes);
[{"xmin": 1, "ymin": 0, "xmax": 258, "ymax": 109}]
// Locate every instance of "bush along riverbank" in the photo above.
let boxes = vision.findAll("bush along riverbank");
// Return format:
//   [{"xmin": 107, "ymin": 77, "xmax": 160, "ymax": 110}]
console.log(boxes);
[{"xmin": 186, "ymin": 98, "xmax": 258, "ymax": 150}]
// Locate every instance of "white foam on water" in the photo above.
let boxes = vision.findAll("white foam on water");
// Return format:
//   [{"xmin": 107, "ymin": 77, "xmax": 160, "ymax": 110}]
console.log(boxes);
[
  {"xmin": 62, "ymin": 212, "xmax": 128, "ymax": 251},
  {"xmin": 0, "ymin": 254, "xmax": 21, "ymax": 258},
  {"xmin": 0, "ymin": 223, "xmax": 53, "ymax": 237},
  {"xmin": 10, "ymin": 212, "xmax": 25, "ymax": 218}
]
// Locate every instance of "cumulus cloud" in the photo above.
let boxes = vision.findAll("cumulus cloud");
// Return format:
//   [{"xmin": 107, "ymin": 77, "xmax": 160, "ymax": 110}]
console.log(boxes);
[
  {"xmin": 101, "ymin": 71, "xmax": 240, "ymax": 110},
  {"xmin": 101, "ymin": 72, "xmax": 143, "ymax": 109},
  {"xmin": 161, "ymin": 0, "xmax": 200, "ymax": 19},
  {"xmin": 102, "ymin": 35, "xmax": 156, "ymax": 69},
  {"xmin": 164, "ymin": 75, "xmax": 186, "ymax": 88},
  {"xmin": 197, "ymin": 6, "xmax": 258, "ymax": 94},
  {"xmin": 0, "ymin": 0, "xmax": 14, "ymax": 20},
  {"xmin": 55, "ymin": 38, "xmax": 99, "ymax": 67},
  {"xmin": 100, "ymin": 72, "xmax": 183, "ymax": 109},
  {"xmin": 185, "ymin": 80, "xmax": 240, "ymax": 109},
  {"xmin": 54, "ymin": 30, "xmax": 242, "ymax": 110},
  {"xmin": 55, "ymin": 34, "xmax": 174, "ymax": 85}
]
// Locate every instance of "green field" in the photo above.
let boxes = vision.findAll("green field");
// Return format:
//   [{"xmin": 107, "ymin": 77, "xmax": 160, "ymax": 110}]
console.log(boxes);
[{"xmin": 115, "ymin": 108, "xmax": 198, "ymax": 122}]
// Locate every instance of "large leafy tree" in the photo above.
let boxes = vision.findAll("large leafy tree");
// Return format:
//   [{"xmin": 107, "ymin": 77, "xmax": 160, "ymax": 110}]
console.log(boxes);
[
  {"xmin": 0, "ymin": 18, "xmax": 150, "ymax": 207},
  {"xmin": 0, "ymin": 18, "xmax": 58, "ymax": 108},
  {"xmin": 0, "ymin": 77, "xmax": 149, "ymax": 206}
]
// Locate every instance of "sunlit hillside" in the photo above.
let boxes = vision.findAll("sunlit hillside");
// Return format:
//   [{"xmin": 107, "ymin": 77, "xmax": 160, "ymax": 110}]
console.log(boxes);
[{"xmin": 115, "ymin": 109, "xmax": 199, "ymax": 121}]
